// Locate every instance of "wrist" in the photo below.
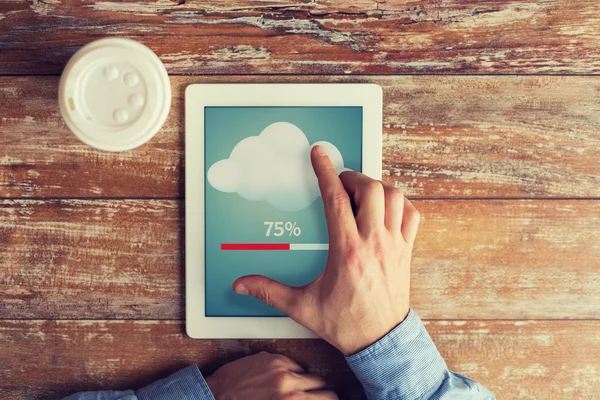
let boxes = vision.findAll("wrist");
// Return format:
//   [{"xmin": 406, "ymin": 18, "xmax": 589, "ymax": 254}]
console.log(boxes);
[{"xmin": 338, "ymin": 307, "xmax": 410, "ymax": 356}]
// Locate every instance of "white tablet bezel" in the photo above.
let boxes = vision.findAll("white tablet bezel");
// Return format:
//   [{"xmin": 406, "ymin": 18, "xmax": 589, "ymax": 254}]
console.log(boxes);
[{"xmin": 185, "ymin": 84, "xmax": 382, "ymax": 339}]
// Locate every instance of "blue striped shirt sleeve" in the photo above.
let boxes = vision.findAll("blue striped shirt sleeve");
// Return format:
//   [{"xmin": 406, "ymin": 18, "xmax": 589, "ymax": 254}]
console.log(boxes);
[
  {"xmin": 346, "ymin": 310, "xmax": 495, "ymax": 400},
  {"xmin": 63, "ymin": 365, "xmax": 214, "ymax": 400}
]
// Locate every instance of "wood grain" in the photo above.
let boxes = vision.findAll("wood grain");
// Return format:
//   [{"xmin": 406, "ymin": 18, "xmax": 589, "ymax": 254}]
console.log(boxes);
[
  {"xmin": 1, "ymin": 0, "xmax": 600, "ymax": 75},
  {"xmin": 1, "ymin": 319, "xmax": 599, "ymax": 400},
  {"xmin": 0, "ymin": 200, "xmax": 183, "ymax": 319},
  {"xmin": 2, "ymin": 75, "xmax": 599, "ymax": 198},
  {"xmin": 1, "ymin": 199, "xmax": 598, "ymax": 320},
  {"xmin": 2, "ymin": 2, "xmax": 599, "ymax": 398}
]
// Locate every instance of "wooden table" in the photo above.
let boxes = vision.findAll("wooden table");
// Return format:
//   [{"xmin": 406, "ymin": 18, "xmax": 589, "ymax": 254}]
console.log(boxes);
[{"xmin": 1, "ymin": 1, "xmax": 600, "ymax": 399}]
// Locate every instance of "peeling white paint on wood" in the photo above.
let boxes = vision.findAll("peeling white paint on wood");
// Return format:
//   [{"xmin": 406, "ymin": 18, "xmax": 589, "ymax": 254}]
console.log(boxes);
[
  {"xmin": 206, "ymin": 45, "xmax": 271, "ymax": 61},
  {"xmin": 29, "ymin": 0, "xmax": 61, "ymax": 16},
  {"xmin": 2, "ymin": 0, "xmax": 600, "ymax": 74}
]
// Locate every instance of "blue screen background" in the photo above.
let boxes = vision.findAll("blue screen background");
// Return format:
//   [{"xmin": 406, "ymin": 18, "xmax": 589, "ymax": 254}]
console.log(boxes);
[{"xmin": 204, "ymin": 107, "xmax": 363, "ymax": 316}]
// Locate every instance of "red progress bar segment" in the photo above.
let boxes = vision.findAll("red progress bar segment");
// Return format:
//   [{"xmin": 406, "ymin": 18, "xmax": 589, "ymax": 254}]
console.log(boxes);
[
  {"xmin": 221, "ymin": 243, "xmax": 329, "ymax": 251},
  {"xmin": 221, "ymin": 243, "xmax": 290, "ymax": 251}
]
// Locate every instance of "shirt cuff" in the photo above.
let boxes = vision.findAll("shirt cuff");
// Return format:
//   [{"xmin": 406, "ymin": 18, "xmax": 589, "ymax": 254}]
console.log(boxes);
[
  {"xmin": 345, "ymin": 309, "xmax": 448, "ymax": 400},
  {"xmin": 137, "ymin": 365, "xmax": 215, "ymax": 400}
]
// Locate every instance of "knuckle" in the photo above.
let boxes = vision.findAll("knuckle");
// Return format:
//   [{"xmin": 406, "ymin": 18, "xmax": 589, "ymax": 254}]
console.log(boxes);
[
  {"xmin": 255, "ymin": 286, "xmax": 273, "ymax": 306},
  {"xmin": 339, "ymin": 170, "xmax": 352, "ymax": 179},
  {"xmin": 343, "ymin": 241, "xmax": 362, "ymax": 269},
  {"xmin": 273, "ymin": 371, "xmax": 294, "ymax": 390},
  {"xmin": 365, "ymin": 180, "xmax": 385, "ymax": 195},
  {"xmin": 366, "ymin": 229, "xmax": 391, "ymax": 261},
  {"xmin": 256, "ymin": 351, "xmax": 274, "ymax": 364},
  {"xmin": 373, "ymin": 240, "xmax": 386, "ymax": 261},
  {"xmin": 327, "ymin": 190, "xmax": 349, "ymax": 211},
  {"xmin": 387, "ymin": 187, "xmax": 404, "ymax": 202},
  {"xmin": 268, "ymin": 354, "xmax": 289, "ymax": 368},
  {"xmin": 271, "ymin": 353, "xmax": 289, "ymax": 363}
]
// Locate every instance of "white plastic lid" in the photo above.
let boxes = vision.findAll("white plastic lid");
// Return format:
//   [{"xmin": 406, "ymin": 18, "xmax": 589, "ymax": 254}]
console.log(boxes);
[{"xmin": 59, "ymin": 38, "xmax": 171, "ymax": 152}]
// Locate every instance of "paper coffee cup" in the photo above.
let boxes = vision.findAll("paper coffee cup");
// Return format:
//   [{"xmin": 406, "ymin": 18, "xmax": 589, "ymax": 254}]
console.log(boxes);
[{"xmin": 59, "ymin": 38, "xmax": 171, "ymax": 152}]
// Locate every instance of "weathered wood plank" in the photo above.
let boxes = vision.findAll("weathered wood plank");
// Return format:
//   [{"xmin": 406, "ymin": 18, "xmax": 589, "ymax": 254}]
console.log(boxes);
[
  {"xmin": 1, "ymin": 319, "xmax": 599, "ymax": 399},
  {"xmin": 1, "ymin": 76, "xmax": 599, "ymax": 198},
  {"xmin": 1, "ymin": 199, "xmax": 598, "ymax": 320},
  {"xmin": 1, "ymin": 0, "xmax": 600, "ymax": 75},
  {"xmin": 0, "ymin": 200, "xmax": 183, "ymax": 319}
]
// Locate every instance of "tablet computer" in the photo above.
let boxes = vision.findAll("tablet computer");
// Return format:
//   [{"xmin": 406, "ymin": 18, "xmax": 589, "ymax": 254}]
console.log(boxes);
[{"xmin": 185, "ymin": 84, "xmax": 382, "ymax": 338}]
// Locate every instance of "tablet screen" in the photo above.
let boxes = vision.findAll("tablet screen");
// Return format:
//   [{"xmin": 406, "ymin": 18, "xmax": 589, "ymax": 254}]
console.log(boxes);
[{"xmin": 205, "ymin": 106, "xmax": 363, "ymax": 316}]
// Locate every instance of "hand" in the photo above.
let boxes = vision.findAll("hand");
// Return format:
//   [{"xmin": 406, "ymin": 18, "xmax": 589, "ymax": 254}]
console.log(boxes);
[
  {"xmin": 233, "ymin": 145, "xmax": 420, "ymax": 355},
  {"xmin": 205, "ymin": 352, "xmax": 337, "ymax": 399}
]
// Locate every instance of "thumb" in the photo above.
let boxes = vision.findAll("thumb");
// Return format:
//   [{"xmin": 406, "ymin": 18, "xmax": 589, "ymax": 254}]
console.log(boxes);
[{"xmin": 233, "ymin": 275, "xmax": 300, "ymax": 315}]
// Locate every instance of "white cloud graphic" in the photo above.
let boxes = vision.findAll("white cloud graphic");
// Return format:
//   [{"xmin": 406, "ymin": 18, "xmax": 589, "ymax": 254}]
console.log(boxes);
[{"xmin": 207, "ymin": 122, "xmax": 345, "ymax": 211}]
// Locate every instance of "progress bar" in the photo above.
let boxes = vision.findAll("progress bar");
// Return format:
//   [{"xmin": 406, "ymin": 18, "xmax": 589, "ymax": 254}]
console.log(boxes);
[{"xmin": 221, "ymin": 243, "xmax": 329, "ymax": 251}]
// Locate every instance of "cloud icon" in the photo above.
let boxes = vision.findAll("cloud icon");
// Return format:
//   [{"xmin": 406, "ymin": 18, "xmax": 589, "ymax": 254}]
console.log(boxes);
[{"xmin": 207, "ymin": 122, "xmax": 345, "ymax": 211}]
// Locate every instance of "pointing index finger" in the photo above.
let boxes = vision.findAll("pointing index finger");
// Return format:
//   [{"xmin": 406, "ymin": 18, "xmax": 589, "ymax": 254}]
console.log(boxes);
[{"xmin": 311, "ymin": 146, "xmax": 357, "ymax": 241}]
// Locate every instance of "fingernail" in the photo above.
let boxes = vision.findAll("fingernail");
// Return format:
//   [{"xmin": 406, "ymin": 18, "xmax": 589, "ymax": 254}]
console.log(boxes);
[
  {"xmin": 234, "ymin": 284, "xmax": 249, "ymax": 295},
  {"xmin": 314, "ymin": 145, "xmax": 327, "ymax": 156}
]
